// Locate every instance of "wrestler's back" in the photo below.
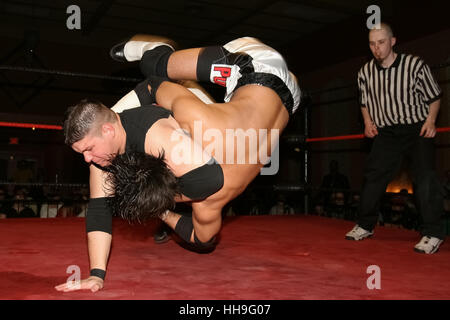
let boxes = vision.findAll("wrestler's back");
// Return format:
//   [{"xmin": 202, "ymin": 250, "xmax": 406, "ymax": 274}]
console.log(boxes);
[{"xmin": 194, "ymin": 85, "xmax": 289, "ymax": 206}]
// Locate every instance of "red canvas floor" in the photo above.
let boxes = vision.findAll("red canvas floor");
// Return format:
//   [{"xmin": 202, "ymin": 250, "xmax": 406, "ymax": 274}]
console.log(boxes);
[{"xmin": 0, "ymin": 215, "xmax": 449, "ymax": 300}]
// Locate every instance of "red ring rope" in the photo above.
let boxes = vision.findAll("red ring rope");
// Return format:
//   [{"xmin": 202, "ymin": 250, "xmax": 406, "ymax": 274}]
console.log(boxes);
[
  {"xmin": 306, "ymin": 127, "xmax": 450, "ymax": 143},
  {"xmin": 1, "ymin": 121, "xmax": 449, "ymax": 139},
  {"xmin": 0, "ymin": 122, "xmax": 62, "ymax": 130}
]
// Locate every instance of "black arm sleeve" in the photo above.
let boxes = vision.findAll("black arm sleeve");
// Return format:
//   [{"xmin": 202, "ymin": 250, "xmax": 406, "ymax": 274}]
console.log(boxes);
[
  {"xmin": 86, "ymin": 197, "xmax": 112, "ymax": 234},
  {"xmin": 177, "ymin": 157, "xmax": 224, "ymax": 201}
]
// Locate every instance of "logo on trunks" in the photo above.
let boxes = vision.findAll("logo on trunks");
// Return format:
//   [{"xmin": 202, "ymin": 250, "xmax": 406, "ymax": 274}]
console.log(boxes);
[
  {"xmin": 169, "ymin": 121, "xmax": 280, "ymax": 175},
  {"xmin": 211, "ymin": 64, "xmax": 232, "ymax": 87}
]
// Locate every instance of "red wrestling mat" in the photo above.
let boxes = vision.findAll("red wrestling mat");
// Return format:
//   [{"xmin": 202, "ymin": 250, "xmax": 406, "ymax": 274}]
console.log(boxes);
[{"xmin": 0, "ymin": 215, "xmax": 449, "ymax": 300}]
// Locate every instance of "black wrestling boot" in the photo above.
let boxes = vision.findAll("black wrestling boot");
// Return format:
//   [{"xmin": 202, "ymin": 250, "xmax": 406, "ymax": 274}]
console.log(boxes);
[{"xmin": 109, "ymin": 41, "xmax": 127, "ymax": 62}]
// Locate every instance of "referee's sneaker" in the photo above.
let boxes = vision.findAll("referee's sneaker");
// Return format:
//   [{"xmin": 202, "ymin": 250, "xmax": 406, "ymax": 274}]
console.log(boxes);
[{"xmin": 345, "ymin": 225, "xmax": 444, "ymax": 254}]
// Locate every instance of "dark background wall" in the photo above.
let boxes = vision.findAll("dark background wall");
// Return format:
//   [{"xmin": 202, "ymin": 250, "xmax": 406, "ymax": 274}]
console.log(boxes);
[{"xmin": 0, "ymin": 0, "xmax": 448, "ymax": 193}]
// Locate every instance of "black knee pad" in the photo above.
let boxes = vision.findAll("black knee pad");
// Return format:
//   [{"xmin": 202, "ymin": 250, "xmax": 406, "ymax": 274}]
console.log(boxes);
[
  {"xmin": 196, "ymin": 46, "xmax": 253, "ymax": 86},
  {"xmin": 174, "ymin": 215, "xmax": 217, "ymax": 253},
  {"xmin": 194, "ymin": 233, "xmax": 216, "ymax": 251},
  {"xmin": 174, "ymin": 215, "xmax": 194, "ymax": 243},
  {"xmin": 139, "ymin": 46, "xmax": 173, "ymax": 78},
  {"xmin": 196, "ymin": 46, "xmax": 228, "ymax": 83}
]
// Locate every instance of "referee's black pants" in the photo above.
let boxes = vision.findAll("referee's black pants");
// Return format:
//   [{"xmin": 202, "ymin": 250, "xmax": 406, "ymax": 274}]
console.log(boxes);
[{"xmin": 357, "ymin": 121, "xmax": 445, "ymax": 239}]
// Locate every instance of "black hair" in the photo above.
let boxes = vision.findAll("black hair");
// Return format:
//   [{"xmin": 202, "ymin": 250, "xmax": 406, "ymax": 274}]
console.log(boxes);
[{"xmin": 105, "ymin": 151, "xmax": 180, "ymax": 223}]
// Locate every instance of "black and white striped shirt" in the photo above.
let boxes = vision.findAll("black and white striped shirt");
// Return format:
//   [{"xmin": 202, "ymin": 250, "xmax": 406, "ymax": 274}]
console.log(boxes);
[{"xmin": 357, "ymin": 53, "xmax": 442, "ymax": 127}]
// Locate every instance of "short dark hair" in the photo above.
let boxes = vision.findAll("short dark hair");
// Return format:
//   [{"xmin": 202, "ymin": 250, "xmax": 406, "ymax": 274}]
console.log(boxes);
[
  {"xmin": 370, "ymin": 21, "xmax": 394, "ymax": 37},
  {"xmin": 63, "ymin": 99, "xmax": 116, "ymax": 145},
  {"xmin": 105, "ymin": 151, "xmax": 180, "ymax": 223}
]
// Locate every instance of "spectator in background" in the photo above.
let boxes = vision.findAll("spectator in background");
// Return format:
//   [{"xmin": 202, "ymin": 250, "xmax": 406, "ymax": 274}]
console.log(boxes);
[
  {"xmin": 345, "ymin": 192, "xmax": 361, "ymax": 221},
  {"xmin": 0, "ymin": 186, "xmax": 16, "ymax": 219},
  {"xmin": 269, "ymin": 194, "xmax": 295, "ymax": 215},
  {"xmin": 57, "ymin": 199, "xmax": 79, "ymax": 218},
  {"xmin": 40, "ymin": 192, "xmax": 63, "ymax": 218},
  {"xmin": 247, "ymin": 191, "xmax": 266, "ymax": 216},
  {"xmin": 12, "ymin": 186, "xmax": 37, "ymax": 218},
  {"xmin": 75, "ymin": 189, "xmax": 89, "ymax": 218},
  {"xmin": 223, "ymin": 202, "xmax": 236, "ymax": 217},
  {"xmin": 328, "ymin": 191, "xmax": 347, "ymax": 219},
  {"xmin": 389, "ymin": 189, "xmax": 417, "ymax": 228},
  {"xmin": 319, "ymin": 160, "xmax": 350, "ymax": 214}
]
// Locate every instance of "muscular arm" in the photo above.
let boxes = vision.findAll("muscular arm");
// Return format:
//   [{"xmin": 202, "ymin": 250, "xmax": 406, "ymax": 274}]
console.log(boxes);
[{"xmin": 55, "ymin": 165, "xmax": 112, "ymax": 292}]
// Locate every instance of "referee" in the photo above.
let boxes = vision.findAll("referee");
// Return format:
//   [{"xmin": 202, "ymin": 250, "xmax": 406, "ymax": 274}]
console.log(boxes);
[{"xmin": 345, "ymin": 22, "xmax": 445, "ymax": 254}]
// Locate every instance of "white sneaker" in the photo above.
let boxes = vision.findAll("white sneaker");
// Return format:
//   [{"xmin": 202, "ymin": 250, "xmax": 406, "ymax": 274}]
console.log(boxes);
[
  {"xmin": 124, "ymin": 41, "xmax": 174, "ymax": 61},
  {"xmin": 414, "ymin": 236, "xmax": 443, "ymax": 254},
  {"xmin": 345, "ymin": 225, "xmax": 374, "ymax": 241}
]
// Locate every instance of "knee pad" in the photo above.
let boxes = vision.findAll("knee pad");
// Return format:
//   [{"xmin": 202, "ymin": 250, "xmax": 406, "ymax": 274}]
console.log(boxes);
[
  {"xmin": 139, "ymin": 46, "xmax": 173, "ymax": 78},
  {"xmin": 196, "ymin": 46, "xmax": 253, "ymax": 88},
  {"xmin": 196, "ymin": 46, "xmax": 228, "ymax": 83},
  {"xmin": 174, "ymin": 215, "xmax": 217, "ymax": 252},
  {"xmin": 193, "ymin": 233, "xmax": 216, "ymax": 251},
  {"xmin": 174, "ymin": 215, "xmax": 194, "ymax": 243}
]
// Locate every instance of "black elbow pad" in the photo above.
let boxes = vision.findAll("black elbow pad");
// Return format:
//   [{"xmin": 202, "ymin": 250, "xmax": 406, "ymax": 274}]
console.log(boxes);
[
  {"xmin": 178, "ymin": 158, "xmax": 224, "ymax": 201},
  {"xmin": 86, "ymin": 197, "xmax": 112, "ymax": 234},
  {"xmin": 134, "ymin": 76, "xmax": 169, "ymax": 107},
  {"xmin": 134, "ymin": 79, "xmax": 154, "ymax": 106}
]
